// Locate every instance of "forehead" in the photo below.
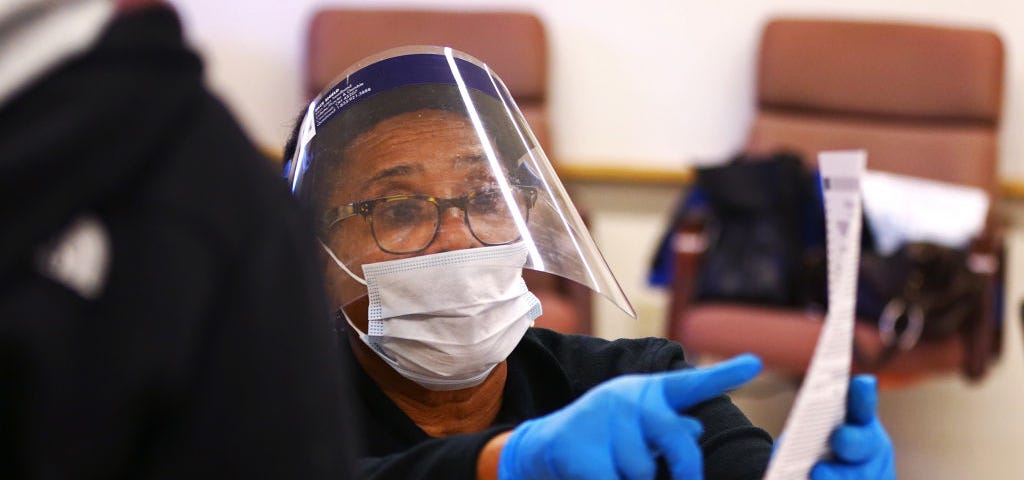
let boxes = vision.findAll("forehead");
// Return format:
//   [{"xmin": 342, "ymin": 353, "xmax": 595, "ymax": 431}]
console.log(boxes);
[
  {"xmin": 336, "ymin": 109, "xmax": 496, "ymax": 189},
  {"xmin": 350, "ymin": 109, "xmax": 479, "ymax": 156}
]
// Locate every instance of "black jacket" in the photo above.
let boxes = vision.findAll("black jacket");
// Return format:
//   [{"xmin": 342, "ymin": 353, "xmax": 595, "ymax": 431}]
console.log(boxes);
[
  {"xmin": 353, "ymin": 327, "xmax": 773, "ymax": 479},
  {"xmin": 0, "ymin": 6, "xmax": 356, "ymax": 479}
]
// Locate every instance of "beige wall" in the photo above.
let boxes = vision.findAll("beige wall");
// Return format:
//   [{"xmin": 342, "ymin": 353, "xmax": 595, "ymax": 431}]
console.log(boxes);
[{"xmin": 170, "ymin": 0, "xmax": 1024, "ymax": 180}]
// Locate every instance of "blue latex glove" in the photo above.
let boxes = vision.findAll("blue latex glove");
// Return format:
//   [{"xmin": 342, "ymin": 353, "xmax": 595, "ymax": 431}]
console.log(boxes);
[
  {"xmin": 811, "ymin": 375, "xmax": 895, "ymax": 480},
  {"xmin": 497, "ymin": 354, "xmax": 762, "ymax": 480}
]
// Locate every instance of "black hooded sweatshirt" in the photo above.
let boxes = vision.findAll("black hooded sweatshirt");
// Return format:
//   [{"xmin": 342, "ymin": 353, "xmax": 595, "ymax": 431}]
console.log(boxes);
[{"xmin": 0, "ymin": 6, "xmax": 357, "ymax": 479}]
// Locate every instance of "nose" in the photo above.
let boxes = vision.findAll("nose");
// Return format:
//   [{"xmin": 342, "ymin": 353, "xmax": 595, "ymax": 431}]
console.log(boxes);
[{"xmin": 423, "ymin": 205, "xmax": 481, "ymax": 254}]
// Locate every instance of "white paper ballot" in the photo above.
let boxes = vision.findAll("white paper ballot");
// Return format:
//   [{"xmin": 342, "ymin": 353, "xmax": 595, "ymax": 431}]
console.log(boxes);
[{"xmin": 763, "ymin": 150, "xmax": 866, "ymax": 480}]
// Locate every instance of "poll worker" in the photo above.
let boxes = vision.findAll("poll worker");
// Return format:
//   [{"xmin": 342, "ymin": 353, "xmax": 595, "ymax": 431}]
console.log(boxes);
[{"xmin": 283, "ymin": 46, "xmax": 894, "ymax": 479}]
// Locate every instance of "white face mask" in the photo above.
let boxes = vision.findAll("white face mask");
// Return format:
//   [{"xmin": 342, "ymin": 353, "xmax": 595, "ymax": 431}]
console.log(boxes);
[{"xmin": 334, "ymin": 242, "xmax": 542, "ymax": 391}]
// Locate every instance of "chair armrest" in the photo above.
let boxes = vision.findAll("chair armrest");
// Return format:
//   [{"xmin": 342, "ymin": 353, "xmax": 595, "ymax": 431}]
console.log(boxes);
[
  {"xmin": 962, "ymin": 214, "xmax": 1005, "ymax": 380},
  {"xmin": 665, "ymin": 207, "xmax": 710, "ymax": 341}
]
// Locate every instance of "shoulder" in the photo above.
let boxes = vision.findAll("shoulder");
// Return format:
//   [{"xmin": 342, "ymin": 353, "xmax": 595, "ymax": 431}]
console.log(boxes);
[
  {"xmin": 525, "ymin": 327, "xmax": 689, "ymax": 369},
  {"xmin": 519, "ymin": 328, "xmax": 691, "ymax": 392}
]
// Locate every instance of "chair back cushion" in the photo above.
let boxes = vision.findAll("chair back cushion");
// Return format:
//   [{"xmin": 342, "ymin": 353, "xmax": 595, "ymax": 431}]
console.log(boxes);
[{"xmin": 747, "ymin": 19, "xmax": 1004, "ymax": 194}]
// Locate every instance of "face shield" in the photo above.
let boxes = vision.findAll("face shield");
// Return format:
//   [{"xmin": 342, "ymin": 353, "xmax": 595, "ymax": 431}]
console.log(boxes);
[{"xmin": 285, "ymin": 46, "xmax": 634, "ymax": 319}]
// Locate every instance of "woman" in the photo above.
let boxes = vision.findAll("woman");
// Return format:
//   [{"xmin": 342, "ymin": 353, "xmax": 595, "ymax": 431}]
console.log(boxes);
[{"xmin": 284, "ymin": 46, "xmax": 893, "ymax": 479}]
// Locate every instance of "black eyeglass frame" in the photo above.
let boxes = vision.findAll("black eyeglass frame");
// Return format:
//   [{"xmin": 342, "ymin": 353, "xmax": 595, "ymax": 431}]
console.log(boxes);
[{"xmin": 321, "ymin": 185, "xmax": 539, "ymax": 255}]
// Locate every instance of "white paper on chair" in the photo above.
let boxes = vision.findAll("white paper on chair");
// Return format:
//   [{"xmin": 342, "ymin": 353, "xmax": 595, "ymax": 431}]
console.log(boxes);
[
  {"xmin": 763, "ymin": 150, "xmax": 865, "ymax": 480},
  {"xmin": 861, "ymin": 170, "xmax": 989, "ymax": 255}
]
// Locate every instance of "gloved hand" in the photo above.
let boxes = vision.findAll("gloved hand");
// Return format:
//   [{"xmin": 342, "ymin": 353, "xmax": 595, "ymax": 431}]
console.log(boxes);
[
  {"xmin": 497, "ymin": 354, "xmax": 762, "ymax": 480},
  {"xmin": 811, "ymin": 375, "xmax": 895, "ymax": 480}
]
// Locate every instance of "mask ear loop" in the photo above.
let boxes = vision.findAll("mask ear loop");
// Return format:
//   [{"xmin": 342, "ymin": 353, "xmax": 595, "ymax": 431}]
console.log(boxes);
[{"xmin": 318, "ymin": 240, "xmax": 367, "ymax": 286}]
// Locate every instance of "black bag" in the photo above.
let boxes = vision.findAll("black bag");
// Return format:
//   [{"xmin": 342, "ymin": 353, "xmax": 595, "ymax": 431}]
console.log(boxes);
[
  {"xmin": 805, "ymin": 242, "xmax": 985, "ymax": 368},
  {"xmin": 693, "ymin": 152, "xmax": 815, "ymax": 306}
]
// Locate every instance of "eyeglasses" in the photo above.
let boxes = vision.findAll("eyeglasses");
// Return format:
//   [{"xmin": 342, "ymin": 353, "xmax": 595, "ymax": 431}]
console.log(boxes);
[{"xmin": 323, "ymin": 185, "xmax": 538, "ymax": 254}]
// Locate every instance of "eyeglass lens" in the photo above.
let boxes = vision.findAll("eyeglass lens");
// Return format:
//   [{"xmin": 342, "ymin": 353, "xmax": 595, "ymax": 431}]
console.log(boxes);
[{"xmin": 371, "ymin": 188, "xmax": 532, "ymax": 254}]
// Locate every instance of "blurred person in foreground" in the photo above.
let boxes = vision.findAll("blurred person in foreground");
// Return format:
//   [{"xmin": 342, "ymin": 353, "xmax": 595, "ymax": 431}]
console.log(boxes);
[
  {"xmin": 283, "ymin": 45, "xmax": 895, "ymax": 479},
  {"xmin": 0, "ymin": 0, "xmax": 356, "ymax": 477}
]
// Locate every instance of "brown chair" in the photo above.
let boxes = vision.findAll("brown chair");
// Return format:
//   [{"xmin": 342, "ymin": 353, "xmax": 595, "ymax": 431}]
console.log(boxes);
[
  {"xmin": 666, "ymin": 18, "xmax": 1005, "ymax": 384},
  {"xmin": 305, "ymin": 8, "xmax": 591, "ymax": 334}
]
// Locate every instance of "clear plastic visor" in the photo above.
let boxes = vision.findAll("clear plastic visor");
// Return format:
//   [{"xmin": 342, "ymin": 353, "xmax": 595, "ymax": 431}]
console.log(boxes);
[{"xmin": 284, "ymin": 46, "xmax": 634, "ymax": 318}]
